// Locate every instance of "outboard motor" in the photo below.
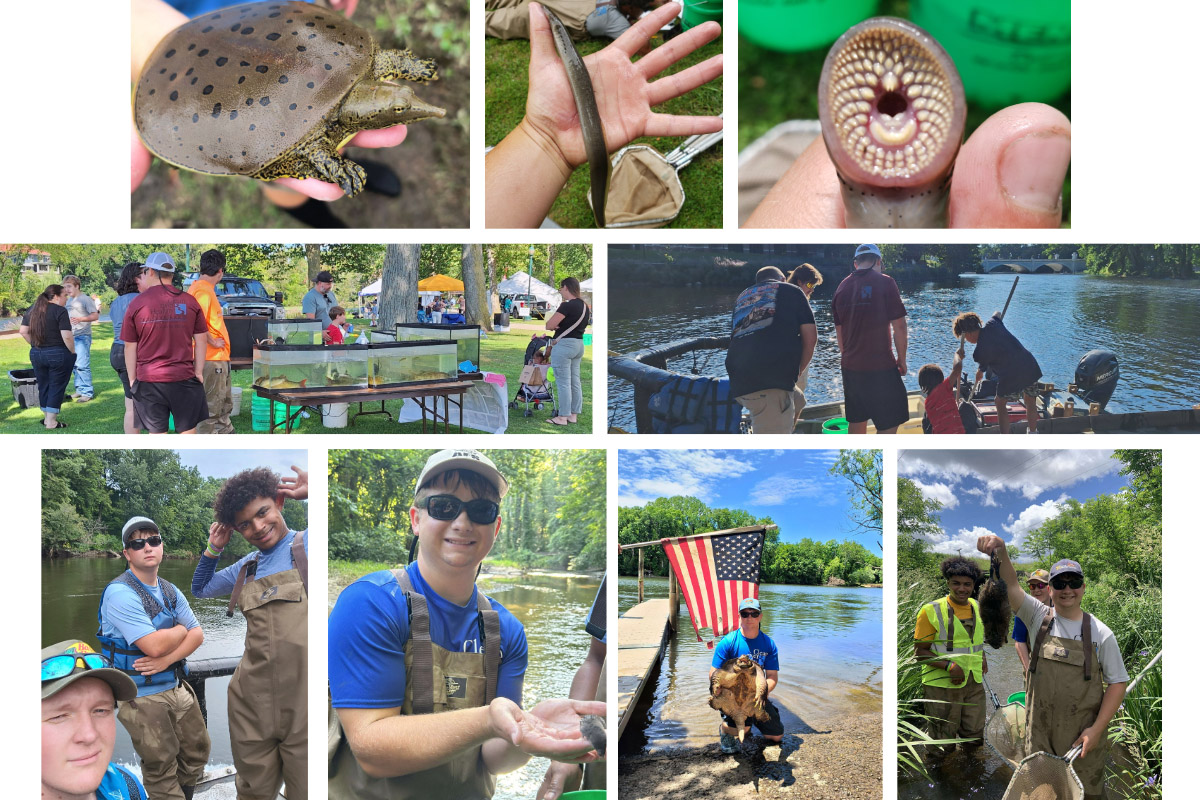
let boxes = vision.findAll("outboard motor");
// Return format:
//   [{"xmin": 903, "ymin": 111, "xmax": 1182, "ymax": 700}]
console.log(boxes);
[{"xmin": 1074, "ymin": 349, "xmax": 1119, "ymax": 409}]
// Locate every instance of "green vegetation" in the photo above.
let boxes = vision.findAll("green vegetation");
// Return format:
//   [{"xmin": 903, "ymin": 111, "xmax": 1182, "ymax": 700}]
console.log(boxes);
[
  {"xmin": 896, "ymin": 451, "xmax": 1162, "ymax": 792},
  {"xmin": 41, "ymin": 450, "xmax": 307, "ymax": 558},
  {"xmin": 329, "ymin": 449, "xmax": 606, "ymax": 571},
  {"xmin": 0, "ymin": 323, "xmax": 591, "ymax": 435},
  {"xmin": 485, "ymin": 33, "xmax": 723, "ymax": 228}
]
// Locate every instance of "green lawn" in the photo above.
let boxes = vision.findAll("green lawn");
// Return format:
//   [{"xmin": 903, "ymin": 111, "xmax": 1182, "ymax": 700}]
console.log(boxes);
[
  {"xmin": 0, "ymin": 322, "xmax": 591, "ymax": 435},
  {"xmin": 486, "ymin": 29, "xmax": 723, "ymax": 229}
]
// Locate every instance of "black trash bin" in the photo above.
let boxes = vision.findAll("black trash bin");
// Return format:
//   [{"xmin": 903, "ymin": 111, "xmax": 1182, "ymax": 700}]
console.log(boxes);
[
  {"xmin": 494, "ymin": 312, "xmax": 510, "ymax": 330},
  {"xmin": 9, "ymin": 368, "xmax": 38, "ymax": 409}
]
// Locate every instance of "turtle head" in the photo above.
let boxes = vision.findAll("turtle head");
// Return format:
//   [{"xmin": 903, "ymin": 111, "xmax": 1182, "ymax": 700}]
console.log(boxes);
[
  {"xmin": 339, "ymin": 81, "xmax": 446, "ymax": 129},
  {"xmin": 736, "ymin": 655, "xmax": 754, "ymax": 671}
]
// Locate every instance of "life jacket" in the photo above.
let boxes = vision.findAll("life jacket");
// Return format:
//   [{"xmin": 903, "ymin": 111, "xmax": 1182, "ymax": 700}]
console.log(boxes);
[
  {"xmin": 920, "ymin": 596, "xmax": 985, "ymax": 687},
  {"xmin": 96, "ymin": 571, "xmax": 187, "ymax": 694},
  {"xmin": 648, "ymin": 375, "xmax": 744, "ymax": 434}
]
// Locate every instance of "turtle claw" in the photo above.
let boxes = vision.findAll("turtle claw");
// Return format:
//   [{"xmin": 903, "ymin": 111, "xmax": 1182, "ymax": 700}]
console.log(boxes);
[{"xmin": 339, "ymin": 163, "xmax": 367, "ymax": 197}]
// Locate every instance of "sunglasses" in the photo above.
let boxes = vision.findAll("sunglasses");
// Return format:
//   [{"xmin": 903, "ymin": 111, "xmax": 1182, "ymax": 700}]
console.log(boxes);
[
  {"xmin": 42, "ymin": 651, "xmax": 113, "ymax": 682},
  {"xmin": 740, "ymin": 610, "xmax": 761, "ymax": 618},
  {"xmin": 423, "ymin": 495, "xmax": 500, "ymax": 525},
  {"xmin": 126, "ymin": 535, "xmax": 163, "ymax": 550},
  {"xmin": 1028, "ymin": 582, "xmax": 1048, "ymax": 591},
  {"xmin": 1051, "ymin": 576, "xmax": 1084, "ymax": 590}
]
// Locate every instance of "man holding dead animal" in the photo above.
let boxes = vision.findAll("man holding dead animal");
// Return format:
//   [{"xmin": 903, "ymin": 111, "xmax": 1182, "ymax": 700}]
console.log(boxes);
[
  {"xmin": 914, "ymin": 556, "xmax": 988, "ymax": 757},
  {"xmin": 977, "ymin": 536, "xmax": 1127, "ymax": 799},
  {"xmin": 709, "ymin": 598, "xmax": 783, "ymax": 753}
]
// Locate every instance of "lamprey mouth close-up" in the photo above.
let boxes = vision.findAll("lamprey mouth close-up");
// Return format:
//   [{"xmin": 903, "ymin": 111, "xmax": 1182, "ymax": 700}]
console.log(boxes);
[{"xmin": 818, "ymin": 17, "xmax": 966, "ymax": 228}]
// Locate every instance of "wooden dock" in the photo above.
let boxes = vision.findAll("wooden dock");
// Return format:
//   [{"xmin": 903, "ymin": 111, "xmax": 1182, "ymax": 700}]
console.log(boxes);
[{"xmin": 617, "ymin": 598, "xmax": 674, "ymax": 739}]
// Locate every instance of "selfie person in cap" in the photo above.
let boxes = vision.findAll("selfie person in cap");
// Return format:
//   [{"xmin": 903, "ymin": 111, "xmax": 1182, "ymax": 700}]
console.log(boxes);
[
  {"xmin": 1013, "ymin": 568, "xmax": 1053, "ymax": 674},
  {"xmin": 192, "ymin": 467, "xmax": 309, "ymax": 800},
  {"xmin": 328, "ymin": 449, "xmax": 605, "ymax": 800},
  {"xmin": 96, "ymin": 517, "xmax": 210, "ymax": 800},
  {"xmin": 121, "ymin": 252, "xmax": 209, "ymax": 434},
  {"xmin": 302, "ymin": 270, "xmax": 339, "ymax": 341},
  {"xmin": 978, "ymin": 536, "xmax": 1128, "ymax": 799},
  {"xmin": 710, "ymin": 597, "xmax": 783, "ymax": 753},
  {"xmin": 42, "ymin": 640, "xmax": 149, "ymax": 800},
  {"xmin": 830, "ymin": 244, "xmax": 909, "ymax": 434}
]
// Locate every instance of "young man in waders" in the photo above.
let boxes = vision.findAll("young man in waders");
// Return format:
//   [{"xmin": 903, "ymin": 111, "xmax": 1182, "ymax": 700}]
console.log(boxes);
[
  {"xmin": 977, "ymin": 537, "xmax": 1128, "ymax": 799},
  {"xmin": 327, "ymin": 449, "xmax": 605, "ymax": 800},
  {"xmin": 913, "ymin": 556, "xmax": 988, "ymax": 758},
  {"xmin": 192, "ymin": 467, "xmax": 309, "ymax": 800},
  {"xmin": 96, "ymin": 517, "xmax": 211, "ymax": 800},
  {"xmin": 710, "ymin": 597, "xmax": 784, "ymax": 753}
]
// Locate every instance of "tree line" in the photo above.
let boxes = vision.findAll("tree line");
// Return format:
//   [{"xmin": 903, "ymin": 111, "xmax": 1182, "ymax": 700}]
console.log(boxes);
[
  {"xmin": 41, "ymin": 450, "xmax": 307, "ymax": 559},
  {"xmin": 328, "ymin": 449, "xmax": 606, "ymax": 571}
]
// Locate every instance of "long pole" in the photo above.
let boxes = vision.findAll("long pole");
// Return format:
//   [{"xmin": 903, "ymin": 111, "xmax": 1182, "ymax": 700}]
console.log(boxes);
[
  {"xmin": 637, "ymin": 548, "xmax": 644, "ymax": 603},
  {"xmin": 1000, "ymin": 275, "xmax": 1020, "ymax": 319},
  {"xmin": 617, "ymin": 523, "xmax": 777, "ymax": 551}
]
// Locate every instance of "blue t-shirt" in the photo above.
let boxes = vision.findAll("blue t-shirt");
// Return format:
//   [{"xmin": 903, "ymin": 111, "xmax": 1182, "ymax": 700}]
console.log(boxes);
[
  {"xmin": 192, "ymin": 530, "xmax": 308, "ymax": 598},
  {"xmin": 329, "ymin": 562, "xmax": 528, "ymax": 709},
  {"xmin": 109, "ymin": 293, "xmax": 138, "ymax": 344},
  {"xmin": 98, "ymin": 763, "xmax": 148, "ymax": 800},
  {"xmin": 1012, "ymin": 615, "xmax": 1028, "ymax": 644},
  {"xmin": 98, "ymin": 573, "xmax": 200, "ymax": 698},
  {"xmin": 711, "ymin": 629, "xmax": 780, "ymax": 672}
]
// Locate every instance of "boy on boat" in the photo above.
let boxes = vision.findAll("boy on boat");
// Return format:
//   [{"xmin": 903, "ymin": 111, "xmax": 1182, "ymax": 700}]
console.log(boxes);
[
  {"xmin": 916, "ymin": 340, "xmax": 977, "ymax": 434},
  {"xmin": 953, "ymin": 311, "xmax": 1042, "ymax": 433},
  {"xmin": 327, "ymin": 449, "xmax": 604, "ymax": 800}
]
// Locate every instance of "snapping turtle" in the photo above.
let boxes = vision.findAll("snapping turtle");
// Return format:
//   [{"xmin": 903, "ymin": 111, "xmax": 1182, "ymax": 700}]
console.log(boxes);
[
  {"xmin": 979, "ymin": 552, "xmax": 1012, "ymax": 649},
  {"xmin": 134, "ymin": 1, "xmax": 446, "ymax": 197},
  {"xmin": 709, "ymin": 655, "xmax": 768, "ymax": 743}
]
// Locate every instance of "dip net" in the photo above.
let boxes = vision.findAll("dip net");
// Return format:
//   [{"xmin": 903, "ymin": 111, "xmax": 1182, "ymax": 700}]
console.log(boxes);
[
  {"xmin": 1000, "ymin": 746, "xmax": 1084, "ymax": 800},
  {"xmin": 984, "ymin": 699, "xmax": 1028, "ymax": 768}
]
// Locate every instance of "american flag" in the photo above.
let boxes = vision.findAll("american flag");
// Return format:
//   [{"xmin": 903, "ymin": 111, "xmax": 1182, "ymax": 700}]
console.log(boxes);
[{"xmin": 662, "ymin": 528, "xmax": 764, "ymax": 648}]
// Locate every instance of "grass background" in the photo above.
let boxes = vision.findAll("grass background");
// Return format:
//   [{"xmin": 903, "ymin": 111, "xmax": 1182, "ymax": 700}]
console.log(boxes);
[
  {"xmin": 485, "ymin": 25, "xmax": 723, "ymax": 228},
  {"xmin": 1, "ymin": 319, "xmax": 590, "ymax": 435}
]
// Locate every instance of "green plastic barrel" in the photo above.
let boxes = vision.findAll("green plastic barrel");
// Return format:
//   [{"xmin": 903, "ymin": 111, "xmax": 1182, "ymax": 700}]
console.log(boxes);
[
  {"xmin": 682, "ymin": 0, "xmax": 722, "ymax": 30},
  {"xmin": 560, "ymin": 792, "xmax": 606, "ymax": 800},
  {"xmin": 821, "ymin": 417, "xmax": 849, "ymax": 434},
  {"xmin": 911, "ymin": 0, "xmax": 1071, "ymax": 108},
  {"xmin": 739, "ymin": 0, "xmax": 878, "ymax": 52},
  {"xmin": 1007, "ymin": 691, "xmax": 1026, "ymax": 706}
]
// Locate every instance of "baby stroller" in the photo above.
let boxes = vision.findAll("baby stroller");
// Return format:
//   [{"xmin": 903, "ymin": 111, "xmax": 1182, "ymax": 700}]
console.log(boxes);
[{"xmin": 509, "ymin": 336, "xmax": 557, "ymax": 417}]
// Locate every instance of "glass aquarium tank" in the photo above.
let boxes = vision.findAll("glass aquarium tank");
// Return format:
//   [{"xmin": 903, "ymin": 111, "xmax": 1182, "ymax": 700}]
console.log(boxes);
[
  {"xmin": 369, "ymin": 328, "xmax": 397, "ymax": 344},
  {"xmin": 252, "ymin": 344, "xmax": 368, "ymax": 392},
  {"xmin": 393, "ymin": 323, "xmax": 482, "ymax": 373},
  {"xmin": 368, "ymin": 341, "xmax": 459, "ymax": 388},
  {"xmin": 266, "ymin": 318, "xmax": 325, "ymax": 345}
]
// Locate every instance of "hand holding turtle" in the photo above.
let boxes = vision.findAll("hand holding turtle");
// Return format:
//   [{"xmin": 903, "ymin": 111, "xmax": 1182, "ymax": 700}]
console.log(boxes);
[
  {"xmin": 488, "ymin": 697, "xmax": 606, "ymax": 761},
  {"xmin": 976, "ymin": 534, "xmax": 1005, "ymax": 557}
]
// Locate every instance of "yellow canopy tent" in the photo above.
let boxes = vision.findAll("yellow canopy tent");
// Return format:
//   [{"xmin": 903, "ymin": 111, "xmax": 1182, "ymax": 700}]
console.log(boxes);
[{"xmin": 418, "ymin": 274, "xmax": 465, "ymax": 292}]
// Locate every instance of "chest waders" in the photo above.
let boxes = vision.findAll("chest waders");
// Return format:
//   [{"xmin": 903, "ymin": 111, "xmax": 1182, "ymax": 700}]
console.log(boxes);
[
  {"xmin": 328, "ymin": 570, "xmax": 502, "ymax": 800},
  {"xmin": 96, "ymin": 571, "xmax": 187, "ymax": 692},
  {"xmin": 226, "ymin": 536, "xmax": 309, "ymax": 800},
  {"xmin": 1026, "ymin": 610, "xmax": 1108, "ymax": 795}
]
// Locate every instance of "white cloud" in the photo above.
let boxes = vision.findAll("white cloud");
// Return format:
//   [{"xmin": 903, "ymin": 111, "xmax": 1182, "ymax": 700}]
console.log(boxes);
[
  {"xmin": 898, "ymin": 449, "xmax": 1117, "ymax": 502},
  {"xmin": 749, "ymin": 476, "xmax": 824, "ymax": 506},
  {"xmin": 618, "ymin": 450, "xmax": 758, "ymax": 506},
  {"xmin": 912, "ymin": 479, "xmax": 959, "ymax": 509},
  {"xmin": 1002, "ymin": 496, "xmax": 1066, "ymax": 552},
  {"xmin": 925, "ymin": 525, "xmax": 998, "ymax": 556}
]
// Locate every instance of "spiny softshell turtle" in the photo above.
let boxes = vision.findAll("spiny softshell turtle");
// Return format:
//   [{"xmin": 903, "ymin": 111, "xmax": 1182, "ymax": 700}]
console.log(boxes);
[
  {"xmin": 709, "ymin": 655, "xmax": 768, "ymax": 743},
  {"xmin": 134, "ymin": 1, "xmax": 446, "ymax": 197}
]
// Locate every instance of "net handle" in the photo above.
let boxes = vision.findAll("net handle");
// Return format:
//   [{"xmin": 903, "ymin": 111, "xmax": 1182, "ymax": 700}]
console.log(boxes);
[
  {"xmin": 1065, "ymin": 744, "xmax": 1083, "ymax": 764},
  {"xmin": 981, "ymin": 671, "xmax": 1002, "ymax": 709}
]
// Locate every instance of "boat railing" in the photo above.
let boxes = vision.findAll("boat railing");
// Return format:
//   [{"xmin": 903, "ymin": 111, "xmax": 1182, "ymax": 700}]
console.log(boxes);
[
  {"xmin": 184, "ymin": 655, "xmax": 242, "ymax": 725},
  {"xmin": 609, "ymin": 336, "xmax": 729, "ymax": 433}
]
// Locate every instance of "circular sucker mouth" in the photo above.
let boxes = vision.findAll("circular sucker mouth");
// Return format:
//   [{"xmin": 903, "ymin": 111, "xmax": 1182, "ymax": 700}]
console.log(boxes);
[{"xmin": 819, "ymin": 17, "xmax": 965, "ymax": 184}]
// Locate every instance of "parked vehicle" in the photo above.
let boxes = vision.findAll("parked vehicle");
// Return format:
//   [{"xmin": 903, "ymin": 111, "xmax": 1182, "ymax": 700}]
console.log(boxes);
[{"xmin": 182, "ymin": 273, "xmax": 285, "ymax": 318}]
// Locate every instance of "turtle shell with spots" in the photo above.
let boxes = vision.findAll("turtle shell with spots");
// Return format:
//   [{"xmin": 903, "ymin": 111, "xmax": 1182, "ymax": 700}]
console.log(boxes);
[{"xmin": 134, "ymin": 1, "xmax": 445, "ymax": 197}]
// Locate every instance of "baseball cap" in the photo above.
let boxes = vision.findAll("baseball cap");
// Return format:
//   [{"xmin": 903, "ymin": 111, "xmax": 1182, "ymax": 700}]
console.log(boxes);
[
  {"xmin": 1029, "ymin": 569, "xmax": 1051, "ymax": 583},
  {"xmin": 42, "ymin": 640, "xmax": 136, "ymax": 702},
  {"xmin": 1049, "ymin": 559, "xmax": 1083, "ymax": 579},
  {"xmin": 144, "ymin": 252, "xmax": 176, "ymax": 273},
  {"xmin": 315, "ymin": 270, "xmax": 334, "ymax": 283},
  {"xmin": 416, "ymin": 450, "xmax": 509, "ymax": 499},
  {"xmin": 854, "ymin": 243, "xmax": 882, "ymax": 260},
  {"xmin": 121, "ymin": 516, "xmax": 160, "ymax": 545},
  {"xmin": 738, "ymin": 598, "xmax": 761, "ymax": 612}
]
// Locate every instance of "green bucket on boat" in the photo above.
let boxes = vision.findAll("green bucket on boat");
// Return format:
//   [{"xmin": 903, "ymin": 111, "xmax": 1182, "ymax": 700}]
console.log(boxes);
[
  {"xmin": 1007, "ymin": 691, "xmax": 1026, "ymax": 706},
  {"xmin": 821, "ymin": 417, "xmax": 849, "ymax": 434}
]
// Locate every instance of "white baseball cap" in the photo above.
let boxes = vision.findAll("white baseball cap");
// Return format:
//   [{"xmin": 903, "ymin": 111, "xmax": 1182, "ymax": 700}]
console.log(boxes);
[{"xmin": 416, "ymin": 450, "xmax": 509, "ymax": 499}]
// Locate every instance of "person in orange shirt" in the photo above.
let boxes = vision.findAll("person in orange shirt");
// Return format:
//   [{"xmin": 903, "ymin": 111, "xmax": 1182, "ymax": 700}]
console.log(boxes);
[{"xmin": 187, "ymin": 249, "xmax": 235, "ymax": 434}]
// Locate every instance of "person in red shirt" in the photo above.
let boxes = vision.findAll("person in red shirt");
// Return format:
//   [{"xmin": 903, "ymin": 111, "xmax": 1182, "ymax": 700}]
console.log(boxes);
[
  {"xmin": 121, "ymin": 252, "xmax": 209, "ymax": 434},
  {"xmin": 917, "ymin": 342, "xmax": 969, "ymax": 434},
  {"xmin": 326, "ymin": 306, "xmax": 348, "ymax": 344}
]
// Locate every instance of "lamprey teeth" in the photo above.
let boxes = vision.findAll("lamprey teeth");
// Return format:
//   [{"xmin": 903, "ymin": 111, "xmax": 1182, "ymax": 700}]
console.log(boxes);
[{"xmin": 870, "ymin": 117, "xmax": 917, "ymax": 147}]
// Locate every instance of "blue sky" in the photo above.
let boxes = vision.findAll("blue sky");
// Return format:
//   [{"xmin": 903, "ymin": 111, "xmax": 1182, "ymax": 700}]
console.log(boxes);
[
  {"xmin": 898, "ymin": 449, "xmax": 1130, "ymax": 557},
  {"xmin": 618, "ymin": 449, "xmax": 881, "ymax": 554},
  {"xmin": 177, "ymin": 450, "xmax": 308, "ymax": 480}
]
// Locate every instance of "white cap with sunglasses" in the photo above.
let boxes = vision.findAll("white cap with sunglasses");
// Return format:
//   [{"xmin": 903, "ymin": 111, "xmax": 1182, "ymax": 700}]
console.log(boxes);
[
  {"xmin": 121, "ymin": 516, "xmax": 161, "ymax": 546},
  {"xmin": 416, "ymin": 450, "xmax": 509, "ymax": 499}
]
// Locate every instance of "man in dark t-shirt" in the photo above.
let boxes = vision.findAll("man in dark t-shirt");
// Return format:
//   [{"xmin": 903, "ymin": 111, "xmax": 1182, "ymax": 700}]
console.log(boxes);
[
  {"xmin": 725, "ymin": 267, "xmax": 817, "ymax": 434},
  {"xmin": 121, "ymin": 252, "xmax": 209, "ymax": 434},
  {"xmin": 831, "ymin": 244, "xmax": 909, "ymax": 433}
]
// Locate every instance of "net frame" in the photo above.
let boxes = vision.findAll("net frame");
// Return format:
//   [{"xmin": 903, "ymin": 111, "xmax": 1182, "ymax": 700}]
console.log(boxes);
[
  {"xmin": 1000, "ymin": 745, "xmax": 1084, "ymax": 800},
  {"xmin": 984, "ymin": 698, "xmax": 1028, "ymax": 768}
]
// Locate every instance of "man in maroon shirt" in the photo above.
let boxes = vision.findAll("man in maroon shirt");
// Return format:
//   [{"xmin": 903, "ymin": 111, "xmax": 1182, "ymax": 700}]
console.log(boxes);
[
  {"xmin": 831, "ymin": 244, "xmax": 909, "ymax": 434},
  {"xmin": 122, "ymin": 252, "xmax": 209, "ymax": 434}
]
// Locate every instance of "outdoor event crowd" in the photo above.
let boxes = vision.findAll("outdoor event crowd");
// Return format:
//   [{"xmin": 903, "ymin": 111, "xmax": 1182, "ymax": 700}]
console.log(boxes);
[
  {"xmin": 725, "ymin": 243, "xmax": 1043, "ymax": 434},
  {"xmin": 41, "ymin": 467, "xmax": 309, "ymax": 800}
]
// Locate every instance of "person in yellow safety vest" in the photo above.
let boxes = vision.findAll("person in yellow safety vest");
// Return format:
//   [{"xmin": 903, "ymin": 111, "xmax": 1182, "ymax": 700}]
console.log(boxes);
[
  {"xmin": 978, "ymin": 535, "xmax": 1128, "ymax": 800},
  {"xmin": 914, "ymin": 556, "xmax": 989, "ymax": 758}
]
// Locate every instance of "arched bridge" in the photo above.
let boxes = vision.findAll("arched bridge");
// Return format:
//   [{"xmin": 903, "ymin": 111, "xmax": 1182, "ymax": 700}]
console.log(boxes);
[{"xmin": 981, "ymin": 257, "xmax": 1085, "ymax": 274}]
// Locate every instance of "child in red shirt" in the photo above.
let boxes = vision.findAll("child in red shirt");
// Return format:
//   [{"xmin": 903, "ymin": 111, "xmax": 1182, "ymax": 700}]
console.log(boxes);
[
  {"xmin": 917, "ymin": 343, "xmax": 971, "ymax": 434},
  {"xmin": 326, "ymin": 306, "xmax": 347, "ymax": 345}
]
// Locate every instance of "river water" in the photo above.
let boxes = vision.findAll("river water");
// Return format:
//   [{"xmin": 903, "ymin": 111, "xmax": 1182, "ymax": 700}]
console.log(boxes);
[
  {"xmin": 42, "ymin": 557, "xmax": 252, "ymax": 769},
  {"xmin": 618, "ymin": 576, "xmax": 881, "ymax": 754},
  {"xmin": 607, "ymin": 273, "xmax": 1200, "ymax": 431},
  {"xmin": 898, "ymin": 634, "xmax": 1026, "ymax": 800}
]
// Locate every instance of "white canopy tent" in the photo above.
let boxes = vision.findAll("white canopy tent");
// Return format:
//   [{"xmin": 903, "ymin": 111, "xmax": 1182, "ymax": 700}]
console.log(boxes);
[
  {"xmin": 578, "ymin": 277, "xmax": 594, "ymax": 292},
  {"xmin": 358, "ymin": 279, "xmax": 381, "ymax": 296},
  {"xmin": 498, "ymin": 274, "xmax": 559, "ymax": 306}
]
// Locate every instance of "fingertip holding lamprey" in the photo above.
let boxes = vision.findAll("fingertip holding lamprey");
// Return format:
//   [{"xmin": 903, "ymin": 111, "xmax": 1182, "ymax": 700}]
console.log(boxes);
[{"xmin": 819, "ymin": 17, "xmax": 965, "ymax": 227}]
